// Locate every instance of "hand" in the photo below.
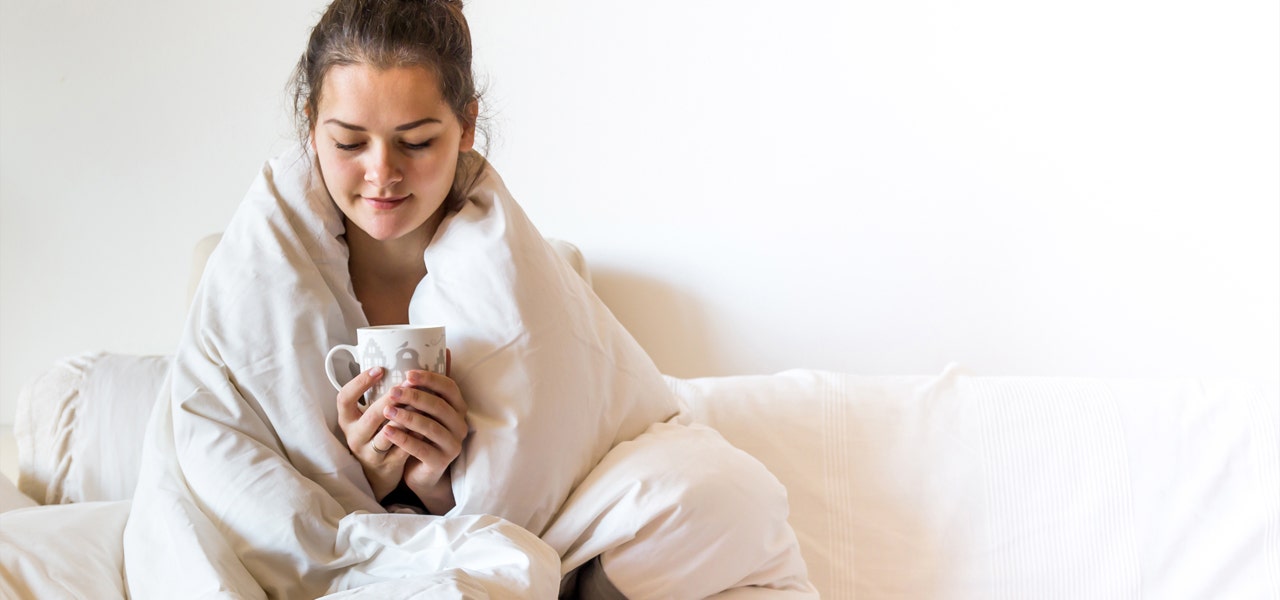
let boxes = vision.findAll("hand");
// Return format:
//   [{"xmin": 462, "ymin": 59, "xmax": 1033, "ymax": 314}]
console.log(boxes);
[
  {"xmin": 335, "ymin": 366, "xmax": 409, "ymax": 501},
  {"xmin": 390, "ymin": 364, "xmax": 468, "ymax": 514}
]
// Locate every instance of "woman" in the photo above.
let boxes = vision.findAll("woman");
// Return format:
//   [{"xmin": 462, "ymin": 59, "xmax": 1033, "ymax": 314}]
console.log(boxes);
[
  {"xmin": 298, "ymin": 0, "xmax": 481, "ymax": 517},
  {"xmin": 123, "ymin": 1, "xmax": 814, "ymax": 597}
]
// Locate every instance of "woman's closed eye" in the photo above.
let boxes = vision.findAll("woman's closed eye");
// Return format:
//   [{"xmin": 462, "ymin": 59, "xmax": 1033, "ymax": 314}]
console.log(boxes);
[{"xmin": 333, "ymin": 140, "xmax": 432, "ymax": 151}]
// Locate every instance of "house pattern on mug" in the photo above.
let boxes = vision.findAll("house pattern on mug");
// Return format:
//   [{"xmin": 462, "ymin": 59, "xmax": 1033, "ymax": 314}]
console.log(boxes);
[{"xmin": 358, "ymin": 339, "xmax": 447, "ymax": 392}]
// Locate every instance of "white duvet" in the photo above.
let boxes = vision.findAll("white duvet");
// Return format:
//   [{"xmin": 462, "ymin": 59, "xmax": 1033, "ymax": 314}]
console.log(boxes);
[
  {"xmin": 111, "ymin": 147, "xmax": 806, "ymax": 598},
  {"xmin": 123, "ymin": 148, "xmax": 566, "ymax": 598}
]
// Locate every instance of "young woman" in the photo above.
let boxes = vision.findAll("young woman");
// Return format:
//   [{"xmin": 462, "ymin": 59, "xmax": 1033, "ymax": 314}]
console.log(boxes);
[
  {"xmin": 297, "ymin": 0, "xmax": 481, "ymax": 517},
  {"xmin": 123, "ymin": 1, "xmax": 814, "ymax": 597}
]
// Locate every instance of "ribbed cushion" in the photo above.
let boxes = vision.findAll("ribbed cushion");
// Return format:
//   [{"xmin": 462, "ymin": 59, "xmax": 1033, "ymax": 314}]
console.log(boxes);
[{"xmin": 16, "ymin": 352, "xmax": 169, "ymax": 504}]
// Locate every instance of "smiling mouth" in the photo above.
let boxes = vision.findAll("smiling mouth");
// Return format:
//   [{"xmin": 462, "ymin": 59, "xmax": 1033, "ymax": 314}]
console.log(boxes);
[{"xmin": 363, "ymin": 195, "xmax": 410, "ymax": 210}]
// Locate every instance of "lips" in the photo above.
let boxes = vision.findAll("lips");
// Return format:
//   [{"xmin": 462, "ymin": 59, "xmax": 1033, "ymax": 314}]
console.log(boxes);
[{"xmin": 363, "ymin": 194, "xmax": 410, "ymax": 210}]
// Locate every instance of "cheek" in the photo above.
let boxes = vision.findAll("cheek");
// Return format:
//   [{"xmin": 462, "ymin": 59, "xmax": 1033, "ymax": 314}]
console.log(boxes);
[
  {"xmin": 401, "ymin": 154, "xmax": 450, "ymax": 187},
  {"xmin": 425, "ymin": 144, "xmax": 463, "ymax": 180},
  {"xmin": 317, "ymin": 150, "xmax": 361, "ymax": 191}
]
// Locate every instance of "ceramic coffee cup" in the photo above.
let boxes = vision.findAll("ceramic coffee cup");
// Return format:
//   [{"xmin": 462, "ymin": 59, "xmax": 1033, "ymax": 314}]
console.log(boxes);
[{"xmin": 325, "ymin": 325, "xmax": 446, "ymax": 408}]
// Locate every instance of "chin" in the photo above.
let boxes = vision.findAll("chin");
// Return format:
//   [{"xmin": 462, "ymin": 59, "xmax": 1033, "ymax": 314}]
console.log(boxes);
[
  {"xmin": 341, "ymin": 200, "xmax": 443, "ymax": 244},
  {"xmin": 365, "ymin": 225, "xmax": 418, "ymax": 242}
]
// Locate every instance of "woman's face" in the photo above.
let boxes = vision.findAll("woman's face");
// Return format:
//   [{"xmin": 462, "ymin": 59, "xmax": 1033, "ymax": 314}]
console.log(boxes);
[{"xmin": 311, "ymin": 64, "xmax": 475, "ymax": 244}]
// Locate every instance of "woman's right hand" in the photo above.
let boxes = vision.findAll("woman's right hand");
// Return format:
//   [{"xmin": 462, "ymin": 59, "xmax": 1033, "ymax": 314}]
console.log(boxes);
[{"xmin": 335, "ymin": 367, "xmax": 407, "ymax": 501}]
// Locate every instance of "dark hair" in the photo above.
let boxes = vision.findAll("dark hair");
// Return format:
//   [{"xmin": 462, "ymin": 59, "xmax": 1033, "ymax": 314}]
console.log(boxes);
[{"xmin": 291, "ymin": 0, "xmax": 487, "ymax": 211}]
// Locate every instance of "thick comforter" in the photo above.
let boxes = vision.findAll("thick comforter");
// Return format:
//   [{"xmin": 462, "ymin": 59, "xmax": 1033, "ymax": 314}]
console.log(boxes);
[{"xmin": 114, "ymin": 146, "xmax": 800, "ymax": 598}]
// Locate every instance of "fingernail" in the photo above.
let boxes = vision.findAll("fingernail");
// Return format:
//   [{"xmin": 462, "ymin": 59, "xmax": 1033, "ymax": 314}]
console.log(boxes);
[
  {"xmin": 368, "ymin": 367, "xmax": 383, "ymax": 377},
  {"xmin": 385, "ymin": 406, "xmax": 398, "ymax": 419},
  {"xmin": 391, "ymin": 387, "xmax": 403, "ymax": 398}
]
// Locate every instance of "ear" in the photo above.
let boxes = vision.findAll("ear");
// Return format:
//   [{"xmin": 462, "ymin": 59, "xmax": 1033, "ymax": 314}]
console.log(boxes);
[{"xmin": 459, "ymin": 100, "xmax": 479, "ymax": 153}]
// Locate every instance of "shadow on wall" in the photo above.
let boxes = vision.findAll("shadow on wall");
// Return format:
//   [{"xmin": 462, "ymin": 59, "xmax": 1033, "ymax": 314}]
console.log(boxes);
[{"xmin": 590, "ymin": 268, "xmax": 720, "ymax": 379}]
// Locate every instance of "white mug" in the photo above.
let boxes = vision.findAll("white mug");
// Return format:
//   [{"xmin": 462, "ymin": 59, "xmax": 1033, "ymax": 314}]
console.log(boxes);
[{"xmin": 325, "ymin": 325, "xmax": 446, "ymax": 407}]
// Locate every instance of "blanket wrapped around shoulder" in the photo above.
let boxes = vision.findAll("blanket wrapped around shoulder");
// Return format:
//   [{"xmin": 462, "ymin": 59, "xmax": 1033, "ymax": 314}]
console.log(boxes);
[{"xmin": 122, "ymin": 145, "xmax": 679, "ymax": 598}]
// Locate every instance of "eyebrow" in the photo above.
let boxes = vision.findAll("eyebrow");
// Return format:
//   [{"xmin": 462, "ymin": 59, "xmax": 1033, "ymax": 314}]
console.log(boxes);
[{"xmin": 323, "ymin": 117, "xmax": 442, "ymax": 132}]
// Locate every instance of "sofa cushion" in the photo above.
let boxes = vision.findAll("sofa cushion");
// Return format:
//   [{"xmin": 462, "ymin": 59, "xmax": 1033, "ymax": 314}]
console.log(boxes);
[{"xmin": 666, "ymin": 368, "xmax": 1279, "ymax": 600}]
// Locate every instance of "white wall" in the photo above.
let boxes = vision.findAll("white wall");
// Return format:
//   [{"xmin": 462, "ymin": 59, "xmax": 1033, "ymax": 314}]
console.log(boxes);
[{"xmin": 2, "ymin": 0, "xmax": 1277, "ymax": 426}]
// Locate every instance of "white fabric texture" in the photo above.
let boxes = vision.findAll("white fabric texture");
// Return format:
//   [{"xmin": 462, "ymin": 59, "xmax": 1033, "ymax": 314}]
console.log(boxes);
[
  {"xmin": 0, "ymin": 500, "xmax": 130, "ymax": 599},
  {"xmin": 118, "ymin": 146, "xmax": 807, "ymax": 598},
  {"xmin": 9, "ymin": 342, "xmax": 1275, "ymax": 598},
  {"xmin": 122, "ymin": 147, "xmax": 560, "ymax": 599},
  {"xmin": 15, "ymin": 352, "xmax": 169, "ymax": 504},
  {"xmin": 669, "ymin": 368, "xmax": 1280, "ymax": 599},
  {"xmin": 406, "ymin": 162, "xmax": 683, "ymax": 534},
  {"xmin": 407, "ymin": 152, "xmax": 812, "ymax": 595},
  {"xmin": 9, "ymin": 238, "xmax": 591, "ymax": 508},
  {"xmin": 540, "ymin": 421, "xmax": 815, "ymax": 598}
]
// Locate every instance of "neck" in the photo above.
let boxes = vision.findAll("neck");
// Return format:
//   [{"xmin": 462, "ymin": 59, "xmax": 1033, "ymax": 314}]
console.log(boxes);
[{"xmin": 345, "ymin": 209, "xmax": 444, "ymax": 285}]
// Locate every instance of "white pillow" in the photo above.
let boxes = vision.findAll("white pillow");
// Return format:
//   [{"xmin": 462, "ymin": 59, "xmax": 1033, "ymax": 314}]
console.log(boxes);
[{"xmin": 16, "ymin": 352, "xmax": 169, "ymax": 504}]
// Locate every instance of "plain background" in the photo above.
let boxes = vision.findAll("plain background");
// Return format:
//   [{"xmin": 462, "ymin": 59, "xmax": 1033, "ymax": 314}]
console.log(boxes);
[{"xmin": 1, "ymin": 0, "xmax": 1277, "ymax": 429}]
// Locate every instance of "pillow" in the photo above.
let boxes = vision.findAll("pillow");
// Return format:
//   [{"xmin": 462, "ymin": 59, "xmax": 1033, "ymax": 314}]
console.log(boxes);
[{"xmin": 15, "ymin": 352, "xmax": 169, "ymax": 504}]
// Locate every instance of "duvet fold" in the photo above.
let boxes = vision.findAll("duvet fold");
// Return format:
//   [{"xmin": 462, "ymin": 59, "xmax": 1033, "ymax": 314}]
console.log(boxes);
[
  {"xmin": 121, "ymin": 144, "xmax": 801, "ymax": 599},
  {"xmin": 122, "ymin": 147, "xmax": 563, "ymax": 598}
]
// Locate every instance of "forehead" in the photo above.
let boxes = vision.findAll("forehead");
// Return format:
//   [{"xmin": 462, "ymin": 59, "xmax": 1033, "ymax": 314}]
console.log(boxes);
[{"xmin": 316, "ymin": 64, "xmax": 451, "ymax": 119}]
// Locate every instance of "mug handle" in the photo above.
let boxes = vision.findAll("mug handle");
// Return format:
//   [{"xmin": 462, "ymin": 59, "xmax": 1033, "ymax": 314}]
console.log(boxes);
[{"xmin": 324, "ymin": 344, "xmax": 359, "ymax": 391}]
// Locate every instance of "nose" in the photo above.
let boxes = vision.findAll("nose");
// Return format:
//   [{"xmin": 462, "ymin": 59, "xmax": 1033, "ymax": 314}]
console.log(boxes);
[{"xmin": 363, "ymin": 145, "xmax": 403, "ymax": 191}]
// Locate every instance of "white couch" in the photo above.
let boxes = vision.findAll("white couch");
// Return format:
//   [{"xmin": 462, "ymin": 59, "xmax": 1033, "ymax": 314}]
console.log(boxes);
[{"xmin": 2, "ymin": 239, "xmax": 1277, "ymax": 599}]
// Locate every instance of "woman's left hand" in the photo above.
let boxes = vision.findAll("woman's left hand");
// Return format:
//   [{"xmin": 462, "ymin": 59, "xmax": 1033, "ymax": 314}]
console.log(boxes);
[{"xmin": 383, "ymin": 359, "xmax": 468, "ymax": 514}]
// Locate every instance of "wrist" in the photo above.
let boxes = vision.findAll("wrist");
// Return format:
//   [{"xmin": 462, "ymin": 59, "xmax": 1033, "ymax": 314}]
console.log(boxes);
[
  {"xmin": 411, "ymin": 474, "xmax": 456, "ymax": 515},
  {"xmin": 365, "ymin": 464, "xmax": 403, "ymax": 503}
]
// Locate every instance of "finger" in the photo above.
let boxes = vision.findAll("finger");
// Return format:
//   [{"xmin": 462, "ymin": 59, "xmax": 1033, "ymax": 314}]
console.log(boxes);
[
  {"xmin": 353, "ymin": 386, "xmax": 404, "ymax": 445},
  {"xmin": 383, "ymin": 401, "xmax": 465, "ymax": 453},
  {"xmin": 371, "ymin": 425, "xmax": 408, "ymax": 457},
  {"xmin": 385, "ymin": 421, "xmax": 460, "ymax": 465},
  {"xmin": 387, "ymin": 394, "xmax": 467, "ymax": 445},
  {"xmin": 345, "ymin": 385, "xmax": 409, "ymax": 455},
  {"xmin": 387, "ymin": 385, "xmax": 467, "ymax": 441},
  {"xmin": 337, "ymin": 367, "xmax": 384, "ymax": 426},
  {"xmin": 402, "ymin": 370, "xmax": 467, "ymax": 415}
]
